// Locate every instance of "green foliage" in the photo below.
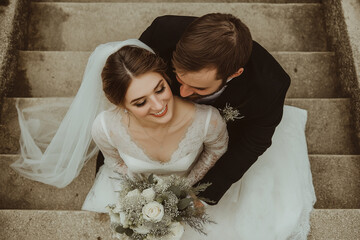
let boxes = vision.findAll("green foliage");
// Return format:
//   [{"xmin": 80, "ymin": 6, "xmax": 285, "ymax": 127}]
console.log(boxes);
[{"xmin": 177, "ymin": 198, "xmax": 192, "ymax": 210}]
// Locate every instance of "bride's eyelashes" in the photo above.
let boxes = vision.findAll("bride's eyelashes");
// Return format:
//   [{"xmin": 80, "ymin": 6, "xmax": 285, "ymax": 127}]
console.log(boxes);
[
  {"xmin": 155, "ymin": 85, "xmax": 166, "ymax": 94},
  {"xmin": 133, "ymin": 85, "xmax": 166, "ymax": 108},
  {"xmin": 135, "ymin": 101, "xmax": 146, "ymax": 107}
]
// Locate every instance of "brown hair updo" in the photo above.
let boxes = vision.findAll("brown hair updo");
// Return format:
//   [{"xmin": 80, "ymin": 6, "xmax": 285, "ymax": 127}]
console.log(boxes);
[{"xmin": 102, "ymin": 45, "xmax": 169, "ymax": 106}]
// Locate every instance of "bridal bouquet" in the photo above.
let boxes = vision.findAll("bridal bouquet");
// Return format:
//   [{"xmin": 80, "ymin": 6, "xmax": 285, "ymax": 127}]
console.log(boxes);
[{"xmin": 106, "ymin": 174, "xmax": 214, "ymax": 240}]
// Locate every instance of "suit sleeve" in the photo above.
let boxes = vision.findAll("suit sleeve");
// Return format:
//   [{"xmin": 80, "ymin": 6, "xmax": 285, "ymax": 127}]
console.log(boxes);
[
  {"xmin": 198, "ymin": 75, "xmax": 290, "ymax": 204},
  {"xmin": 139, "ymin": 15, "xmax": 197, "ymax": 61},
  {"xmin": 139, "ymin": 17, "xmax": 158, "ymax": 47}
]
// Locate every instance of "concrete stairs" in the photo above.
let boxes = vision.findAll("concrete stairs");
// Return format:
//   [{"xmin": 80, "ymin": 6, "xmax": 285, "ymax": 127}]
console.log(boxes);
[{"xmin": 0, "ymin": 0, "xmax": 359, "ymax": 239}]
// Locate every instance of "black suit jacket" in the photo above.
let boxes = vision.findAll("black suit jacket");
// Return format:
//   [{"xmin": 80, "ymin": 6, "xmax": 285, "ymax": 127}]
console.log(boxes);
[{"xmin": 139, "ymin": 15, "xmax": 291, "ymax": 203}]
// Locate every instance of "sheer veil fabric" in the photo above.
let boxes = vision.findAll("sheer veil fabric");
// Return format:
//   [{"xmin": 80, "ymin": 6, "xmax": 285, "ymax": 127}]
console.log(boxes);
[{"xmin": 11, "ymin": 39, "xmax": 155, "ymax": 188}]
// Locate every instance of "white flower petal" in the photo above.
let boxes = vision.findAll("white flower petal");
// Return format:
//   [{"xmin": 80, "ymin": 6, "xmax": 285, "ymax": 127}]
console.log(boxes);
[
  {"xmin": 141, "ymin": 188, "xmax": 156, "ymax": 201},
  {"xmin": 142, "ymin": 201, "xmax": 164, "ymax": 222},
  {"xmin": 133, "ymin": 225, "xmax": 151, "ymax": 234},
  {"xmin": 126, "ymin": 189, "xmax": 141, "ymax": 198}
]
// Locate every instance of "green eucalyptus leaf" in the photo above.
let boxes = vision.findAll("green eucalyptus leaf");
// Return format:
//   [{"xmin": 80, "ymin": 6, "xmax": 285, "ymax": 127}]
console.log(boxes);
[
  {"xmin": 180, "ymin": 190, "xmax": 188, "ymax": 198},
  {"xmin": 125, "ymin": 228, "xmax": 134, "ymax": 236},
  {"xmin": 168, "ymin": 185, "xmax": 181, "ymax": 197},
  {"xmin": 174, "ymin": 216, "xmax": 183, "ymax": 221},
  {"xmin": 115, "ymin": 225, "xmax": 126, "ymax": 234},
  {"xmin": 178, "ymin": 198, "xmax": 192, "ymax": 210},
  {"xmin": 148, "ymin": 173, "xmax": 154, "ymax": 184},
  {"xmin": 155, "ymin": 196, "xmax": 163, "ymax": 203}
]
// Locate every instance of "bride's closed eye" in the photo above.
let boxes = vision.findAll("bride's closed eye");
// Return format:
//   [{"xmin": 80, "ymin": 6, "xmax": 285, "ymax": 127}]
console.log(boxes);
[
  {"xmin": 134, "ymin": 101, "xmax": 146, "ymax": 107},
  {"xmin": 133, "ymin": 85, "xmax": 166, "ymax": 107},
  {"xmin": 155, "ymin": 85, "xmax": 166, "ymax": 94}
]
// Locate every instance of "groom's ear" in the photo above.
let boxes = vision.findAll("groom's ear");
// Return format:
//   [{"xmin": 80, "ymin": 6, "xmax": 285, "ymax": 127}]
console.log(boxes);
[{"xmin": 227, "ymin": 68, "xmax": 244, "ymax": 81}]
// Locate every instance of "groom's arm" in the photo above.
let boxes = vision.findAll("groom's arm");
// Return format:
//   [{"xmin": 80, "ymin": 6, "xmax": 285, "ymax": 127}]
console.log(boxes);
[
  {"xmin": 198, "ymin": 77, "xmax": 290, "ymax": 204},
  {"xmin": 139, "ymin": 15, "xmax": 197, "ymax": 70}
]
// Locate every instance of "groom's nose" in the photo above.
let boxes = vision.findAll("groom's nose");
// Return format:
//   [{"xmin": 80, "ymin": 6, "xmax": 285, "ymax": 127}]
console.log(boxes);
[{"xmin": 180, "ymin": 84, "xmax": 195, "ymax": 98}]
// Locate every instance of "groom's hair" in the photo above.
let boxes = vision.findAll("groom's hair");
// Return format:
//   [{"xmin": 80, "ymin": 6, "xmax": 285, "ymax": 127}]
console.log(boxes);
[
  {"xmin": 102, "ymin": 46, "xmax": 170, "ymax": 106},
  {"xmin": 172, "ymin": 13, "xmax": 252, "ymax": 83}
]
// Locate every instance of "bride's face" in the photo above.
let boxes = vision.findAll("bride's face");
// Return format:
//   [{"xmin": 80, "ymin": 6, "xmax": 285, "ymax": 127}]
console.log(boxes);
[{"xmin": 124, "ymin": 72, "xmax": 174, "ymax": 126}]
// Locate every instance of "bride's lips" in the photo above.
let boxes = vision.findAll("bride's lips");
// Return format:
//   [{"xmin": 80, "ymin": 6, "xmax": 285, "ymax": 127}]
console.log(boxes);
[{"xmin": 151, "ymin": 105, "xmax": 168, "ymax": 118}]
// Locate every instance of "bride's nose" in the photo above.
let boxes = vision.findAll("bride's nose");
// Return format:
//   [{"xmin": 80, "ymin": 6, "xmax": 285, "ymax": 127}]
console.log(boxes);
[{"xmin": 149, "ymin": 95, "xmax": 164, "ymax": 111}]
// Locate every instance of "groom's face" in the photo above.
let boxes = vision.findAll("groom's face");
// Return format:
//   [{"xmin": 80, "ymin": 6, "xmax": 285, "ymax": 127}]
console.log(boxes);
[{"xmin": 175, "ymin": 67, "xmax": 223, "ymax": 100}]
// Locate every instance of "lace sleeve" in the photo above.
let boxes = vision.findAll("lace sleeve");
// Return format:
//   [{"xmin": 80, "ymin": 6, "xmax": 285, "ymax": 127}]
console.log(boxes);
[
  {"xmin": 91, "ymin": 113, "xmax": 128, "ymax": 175},
  {"xmin": 187, "ymin": 107, "xmax": 229, "ymax": 185}
]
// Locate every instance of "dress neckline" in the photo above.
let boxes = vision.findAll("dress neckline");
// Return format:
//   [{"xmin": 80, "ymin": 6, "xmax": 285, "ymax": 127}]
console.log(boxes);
[{"xmin": 116, "ymin": 104, "xmax": 200, "ymax": 165}]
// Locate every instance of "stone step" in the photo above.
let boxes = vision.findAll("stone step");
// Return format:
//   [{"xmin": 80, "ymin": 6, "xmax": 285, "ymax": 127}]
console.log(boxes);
[
  {"xmin": 28, "ymin": 2, "xmax": 327, "ymax": 51},
  {"xmin": 285, "ymin": 99, "xmax": 359, "ymax": 155},
  {"xmin": 11, "ymin": 51, "xmax": 342, "ymax": 98},
  {"xmin": 1, "ymin": 154, "xmax": 358, "ymax": 210},
  {"xmin": 1, "ymin": 98, "xmax": 358, "ymax": 155},
  {"xmin": 310, "ymin": 155, "xmax": 360, "ymax": 209},
  {"xmin": 0, "ymin": 209, "xmax": 358, "ymax": 239},
  {"xmin": 0, "ymin": 155, "xmax": 96, "ymax": 210},
  {"xmin": 33, "ymin": 0, "xmax": 321, "ymax": 3},
  {"xmin": 308, "ymin": 209, "xmax": 360, "ymax": 239}
]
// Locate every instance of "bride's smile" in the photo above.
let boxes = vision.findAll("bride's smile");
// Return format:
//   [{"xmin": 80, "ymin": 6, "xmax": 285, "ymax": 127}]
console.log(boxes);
[{"xmin": 151, "ymin": 104, "xmax": 168, "ymax": 117}]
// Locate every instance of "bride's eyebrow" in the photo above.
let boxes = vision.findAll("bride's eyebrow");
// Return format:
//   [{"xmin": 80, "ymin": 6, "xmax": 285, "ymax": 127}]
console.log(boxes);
[{"xmin": 130, "ymin": 79, "xmax": 164, "ymax": 104}]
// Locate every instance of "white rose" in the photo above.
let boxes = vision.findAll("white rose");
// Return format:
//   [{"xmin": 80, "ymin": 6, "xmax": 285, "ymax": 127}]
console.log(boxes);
[
  {"xmin": 144, "ymin": 235, "xmax": 157, "ymax": 240},
  {"xmin": 113, "ymin": 203, "xmax": 122, "ymax": 213},
  {"xmin": 142, "ymin": 201, "xmax": 164, "ymax": 222},
  {"xmin": 168, "ymin": 222, "xmax": 184, "ymax": 240},
  {"xmin": 108, "ymin": 210, "xmax": 121, "ymax": 224},
  {"xmin": 133, "ymin": 225, "xmax": 151, "ymax": 234},
  {"xmin": 126, "ymin": 189, "xmax": 141, "ymax": 198},
  {"xmin": 106, "ymin": 205, "xmax": 121, "ymax": 224},
  {"xmin": 141, "ymin": 188, "xmax": 156, "ymax": 201},
  {"xmin": 119, "ymin": 212, "xmax": 128, "ymax": 227},
  {"xmin": 153, "ymin": 175, "xmax": 165, "ymax": 185}
]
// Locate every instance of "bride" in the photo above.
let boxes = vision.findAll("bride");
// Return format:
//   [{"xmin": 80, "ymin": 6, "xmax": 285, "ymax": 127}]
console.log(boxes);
[
  {"xmin": 82, "ymin": 41, "xmax": 229, "ymax": 213},
  {"xmin": 12, "ymin": 39, "xmax": 315, "ymax": 240}
]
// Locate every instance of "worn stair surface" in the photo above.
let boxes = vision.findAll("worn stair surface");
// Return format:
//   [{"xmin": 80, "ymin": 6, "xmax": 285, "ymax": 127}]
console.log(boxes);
[
  {"xmin": 13, "ymin": 51, "xmax": 342, "ymax": 98},
  {"xmin": 33, "ymin": 0, "xmax": 321, "ymax": 3},
  {"xmin": 0, "ymin": 209, "xmax": 359, "ymax": 240},
  {"xmin": 28, "ymin": 3, "xmax": 327, "ymax": 51},
  {"xmin": 0, "ymin": 0, "xmax": 359, "ymax": 239}
]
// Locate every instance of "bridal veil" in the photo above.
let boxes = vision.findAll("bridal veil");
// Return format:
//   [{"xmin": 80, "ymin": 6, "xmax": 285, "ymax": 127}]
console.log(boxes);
[{"xmin": 11, "ymin": 39, "xmax": 154, "ymax": 188}]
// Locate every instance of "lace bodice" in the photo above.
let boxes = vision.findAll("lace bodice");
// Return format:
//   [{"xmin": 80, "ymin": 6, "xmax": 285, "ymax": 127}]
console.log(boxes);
[{"xmin": 91, "ymin": 104, "xmax": 228, "ymax": 185}]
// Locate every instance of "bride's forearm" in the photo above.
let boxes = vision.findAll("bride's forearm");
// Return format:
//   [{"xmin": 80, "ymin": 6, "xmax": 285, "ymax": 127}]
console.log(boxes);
[{"xmin": 187, "ymin": 152, "xmax": 218, "ymax": 185}]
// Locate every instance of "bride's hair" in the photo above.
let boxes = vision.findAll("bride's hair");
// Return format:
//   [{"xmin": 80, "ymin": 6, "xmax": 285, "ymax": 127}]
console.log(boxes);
[{"xmin": 102, "ymin": 45, "xmax": 170, "ymax": 106}]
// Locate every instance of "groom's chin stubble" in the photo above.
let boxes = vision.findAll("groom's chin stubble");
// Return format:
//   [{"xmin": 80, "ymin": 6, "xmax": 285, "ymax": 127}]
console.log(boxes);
[{"xmin": 184, "ymin": 93, "xmax": 213, "ymax": 101}]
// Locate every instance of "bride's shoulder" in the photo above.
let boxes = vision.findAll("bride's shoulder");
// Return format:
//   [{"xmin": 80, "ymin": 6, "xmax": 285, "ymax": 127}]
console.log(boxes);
[
  {"xmin": 93, "ymin": 107, "xmax": 122, "ymax": 127},
  {"xmin": 193, "ymin": 103, "xmax": 220, "ymax": 116},
  {"xmin": 174, "ymin": 97, "xmax": 221, "ymax": 120},
  {"xmin": 174, "ymin": 97, "xmax": 195, "ymax": 112}
]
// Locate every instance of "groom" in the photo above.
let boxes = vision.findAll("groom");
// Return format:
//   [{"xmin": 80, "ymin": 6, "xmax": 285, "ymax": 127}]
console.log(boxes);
[{"xmin": 138, "ymin": 13, "xmax": 290, "ymax": 204}]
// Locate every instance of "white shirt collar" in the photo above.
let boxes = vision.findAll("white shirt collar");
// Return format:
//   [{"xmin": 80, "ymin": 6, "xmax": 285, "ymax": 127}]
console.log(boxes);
[{"xmin": 194, "ymin": 77, "xmax": 234, "ymax": 104}]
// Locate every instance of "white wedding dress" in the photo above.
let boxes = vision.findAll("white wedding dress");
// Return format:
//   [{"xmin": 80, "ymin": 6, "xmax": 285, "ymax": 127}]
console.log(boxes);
[{"xmin": 82, "ymin": 103, "xmax": 316, "ymax": 240}]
